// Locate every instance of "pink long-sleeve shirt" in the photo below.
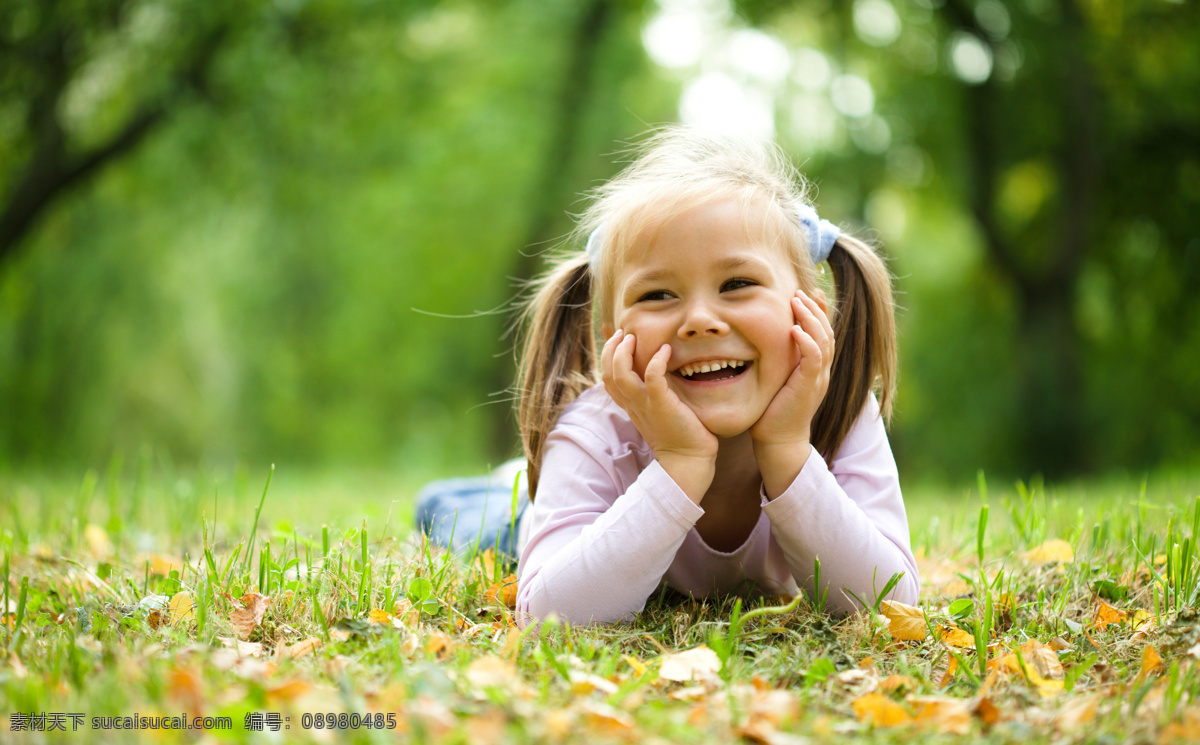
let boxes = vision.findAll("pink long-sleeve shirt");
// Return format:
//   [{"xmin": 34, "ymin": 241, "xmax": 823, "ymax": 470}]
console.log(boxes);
[{"xmin": 515, "ymin": 385, "xmax": 919, "ymax": 626}]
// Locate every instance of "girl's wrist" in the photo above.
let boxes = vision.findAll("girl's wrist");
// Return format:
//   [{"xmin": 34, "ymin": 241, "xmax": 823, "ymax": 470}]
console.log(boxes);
[
  {"xmin": 656, "ymin": 451, "xmax": 716, "ymax": 505},
  {"xmin": 753, "ymin": 439, "xmax": 811, "ymax": 500}
]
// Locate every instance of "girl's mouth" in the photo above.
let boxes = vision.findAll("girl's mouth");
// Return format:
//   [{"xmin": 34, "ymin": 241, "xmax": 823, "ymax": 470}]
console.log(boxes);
[{"xmin": 675, "ymin": 360, "xmax": 751, "ymax": 383}]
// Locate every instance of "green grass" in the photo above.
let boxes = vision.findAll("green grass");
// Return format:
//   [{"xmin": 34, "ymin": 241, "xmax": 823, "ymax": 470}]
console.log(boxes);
[{"xmin": 3, "ymin": 463, "xmax": 1200, "ymax": 743}]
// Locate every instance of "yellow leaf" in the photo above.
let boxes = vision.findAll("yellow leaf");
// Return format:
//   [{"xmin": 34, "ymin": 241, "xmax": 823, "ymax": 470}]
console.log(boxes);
[
  {"xmin": 852, "ymin": 692, "xmax": 912, "ymax": 727},
  {"xmin": 938, "ymin": 624, "xmax": 975, "ymax": 648},
  {"xmin": 911, "ymin": 697, "xmax": 972, "ymax": 735},
  {"xmin": 1023, "ymin": 539, "xmax": 1074, "ymax": 564},
  {"xmin": 577, "ymin": 701, "xmax": 636, "ymax": 739},
  {"xmin": 465, "ymin": 655, "xmax": 519, "ymax": 689},
  {"xmin": 367, "ymin": 609, "xmax": 393, "ymax": 625},
  {"xmin": 84, "ymin": 524, "xmax": 113, "ymax": 558},
  {"xmin": 1136, "ymin": 645, "xmax": 1163, "ymax": 684},
  {"xmin": 485, "ymin": 575, "xmax": 519, "ymax": 609},
  {"xmin": 623, "ymin": 655, "xmax": 647, "ymax": 677},
  {"xmin": 658, "ymin": 645, "xmax": 722, "ymax": 682},
  {"xmin": 1092, "ymin": 600, "xmax": 1129, "ymax": 631},
  {"xmin": 880, "ymin": 600, "xmax": 928, "ymax": 641},
  {"xmin": 168, "ymin": 591, "xmax": 195, "ymax": 625}
]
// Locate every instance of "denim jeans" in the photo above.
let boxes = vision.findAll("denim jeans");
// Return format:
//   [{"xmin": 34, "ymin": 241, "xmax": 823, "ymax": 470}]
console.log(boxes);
[{"xmin": 414, "ymin": 458, "xmax": 529, "ymax": 564}]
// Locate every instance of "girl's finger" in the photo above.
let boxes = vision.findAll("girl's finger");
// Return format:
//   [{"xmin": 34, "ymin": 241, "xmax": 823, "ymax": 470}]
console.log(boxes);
[
  {"xmin": 795, "ymin": 293, "xmax": 833, "ymax": 355},
  {"xmin": 643, "ymin": 344, "xmax": 672, "ymax": 395},
  {"xmin": 600, "ymin": 329, "xmax": 624, "ymax": 385},
  {"xmin": 791, "ymin": 325, "xmax": 823, "ymax": 375},
  {"xmin": 801, "ymin": 290, "xmax": 835, "ymax": 345},
  {"xmin": 611, "ymin": 333, "xmax": 640, "ymax": 388}
]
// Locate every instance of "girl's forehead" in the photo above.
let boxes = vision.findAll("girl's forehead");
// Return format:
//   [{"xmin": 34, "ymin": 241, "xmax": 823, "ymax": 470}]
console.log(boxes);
[{"xmin": 620, "ymin": 198, "xmax": 798, "ymax": 273}]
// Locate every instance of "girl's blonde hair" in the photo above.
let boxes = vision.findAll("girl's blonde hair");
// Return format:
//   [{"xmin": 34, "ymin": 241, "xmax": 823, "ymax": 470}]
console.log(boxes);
[{"xmin": 516, "ymin": 126, "xmax": 897, "ymax": 497}]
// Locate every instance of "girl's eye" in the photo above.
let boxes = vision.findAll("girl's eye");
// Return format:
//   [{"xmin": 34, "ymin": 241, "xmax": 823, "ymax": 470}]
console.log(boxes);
[
  {"xmin": 721, "ymin": 278, "xmax": 757, "ymax": 292},
  {"xmin": 637, "ymin": 290, "xmax": 673, "ymax": 302}
]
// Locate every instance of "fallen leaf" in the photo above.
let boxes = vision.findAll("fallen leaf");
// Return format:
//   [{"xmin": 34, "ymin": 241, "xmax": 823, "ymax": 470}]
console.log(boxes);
[
  {"xmin": 939, "ymin": 655, "xmax": 959, "ymax": 688},
  {"xmin": 217, "ymin": 636, "xmax": 264, "ymax": 657},
  {"xmin": 1135, "ymin": 645, "xmax": 1163, "ymax": 685},
  {"xmin": 972, "ymin": 696, "xmax": 1003, "ymax": 726},
  {"xmin": 659, "ymin": 645, "xmax": 722, "ymax": 683},
  {"xmin": 577, "ymin": 701, "xmax": 636, "ymax": 740},
  {"xmin": 230, "ymin": 593, "xmax": 270, "ymax": 641},
  {"xmin": 911, "ymin": 697, "xmax": 972, "ymax": 734},
  {"xmin": 277, "ymin": 637, "xmax": 321, "ymax": 660},
  {"xmin": 1055, "ymin": 694, "xmax": 1099, "ymax": 730},
  {"xmin": 84, "ymin": 524, "xmax": 113, "ymax": 558},
  {"xmin": 168, "ymin": 592, "xmax": 195, "ymax": 625},
  {"xmin": 485, "ymin": 575, "xmax": 519, "ymax": 609},
  {"xmin": 880, "ymin": 600, "xmax": 927, "ymax": 641},
  {"xmin": 465, "ymin": 655, "xmax": 519, "ymax": 688},
  {"xmin": 1092, "ymin": 599, "xmax": 1128, "ymax": 631},
  {"xmin": 1023, "ymin": 539, "xmax": 1075, "ymax": 564},
  {"xmin": 465, "ymin": 707, "xmax": 508, "ymax": 745},
  {"xmin": 266, "ymin": 679, "xmax": 315, "ymax": 705},
  {"xmin": 367, "ymin": 609, "xmax": 394, "ymax": 625},
  {"xmin": 879, "ymin": 674, "xmax": 917, "ymax": 694},
  {"xmin": 570, "ymin": 671, "xmax": 619, "ymax": 696},
  {"xmin": 938, "ymin": 624, "xmax": 975, "ymax": 648},
  {"xmin": 852, "ymin": 692, "xmax": 912, "ymax": 727},
  {"xmin": 425, "ymin": 631, "xmax": 455, "ymax": 659},
  {"xmin": 167, "ymin": 665, "xmax": 204, "ymax": 713}
]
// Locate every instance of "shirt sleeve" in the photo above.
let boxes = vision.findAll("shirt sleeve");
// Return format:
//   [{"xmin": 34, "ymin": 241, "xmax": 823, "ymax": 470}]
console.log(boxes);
[
  {"xmin": 760, "ymin": 394, "xmax": 919, "ymax": 614},
  {"xmin": 515, "ymin": 425, "xmax": 704, "ymax": 627}
]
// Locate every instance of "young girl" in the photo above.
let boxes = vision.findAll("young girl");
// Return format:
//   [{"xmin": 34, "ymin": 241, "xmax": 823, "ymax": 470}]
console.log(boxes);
[{"xmin": 417, "ymin": 126, "xmax": 918, "ymax": 626}]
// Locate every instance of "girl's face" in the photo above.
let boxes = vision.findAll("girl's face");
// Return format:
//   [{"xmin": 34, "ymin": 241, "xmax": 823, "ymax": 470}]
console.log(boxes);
[{"xmin": 603, "ymin": 198, "xmax": 805, "ymax": 438}]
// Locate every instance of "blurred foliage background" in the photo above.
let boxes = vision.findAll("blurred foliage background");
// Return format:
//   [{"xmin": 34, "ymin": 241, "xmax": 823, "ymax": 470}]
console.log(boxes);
[{"xmin": 2, "ymin": 0, "xmax": 1198, "ymax": 487}]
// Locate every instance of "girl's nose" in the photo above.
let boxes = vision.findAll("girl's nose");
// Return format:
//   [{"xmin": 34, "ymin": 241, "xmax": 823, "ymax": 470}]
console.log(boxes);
[{"xmin": 678, "ymin": 301, "xmax": 729, "ymax": 338}]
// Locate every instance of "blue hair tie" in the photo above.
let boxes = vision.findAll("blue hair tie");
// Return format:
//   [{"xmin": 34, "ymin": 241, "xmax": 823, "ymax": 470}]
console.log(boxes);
[{"xmin": 585, "ymin": 203, "xmax": 839, "ymax": 269}]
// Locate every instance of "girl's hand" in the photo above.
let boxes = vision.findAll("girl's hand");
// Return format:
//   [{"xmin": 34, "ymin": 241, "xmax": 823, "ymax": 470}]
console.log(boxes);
[
  {"xmin": 601, "ymin": 329, "xmax": 718, "ymax": 502},
  {"xmin": 751, "ymin": 290, "xmax": 835, "ymax": 498}
]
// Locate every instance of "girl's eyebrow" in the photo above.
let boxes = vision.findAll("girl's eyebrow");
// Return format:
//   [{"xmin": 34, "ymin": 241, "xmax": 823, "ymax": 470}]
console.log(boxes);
[{"xmin": 626, "ymin": 253, "xmax": 773, "ymax": 288}]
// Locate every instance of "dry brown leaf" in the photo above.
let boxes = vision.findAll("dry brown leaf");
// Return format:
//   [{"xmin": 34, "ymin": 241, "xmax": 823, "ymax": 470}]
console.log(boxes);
[
  {"xmin": 570, "ymin": 671, "xmax": 619, "ymax": 696},
  {"xmin": 485, "ymin": 575, "xmax": 519, "ymax": 609},
  {"xmin": 911, "ymin": 697, "xmax": 972, "ymax": 735},
  {"xmin": 425, "ymin": 631, "xmax": 455, "ymax": 659},
  {"xmin": 277, "ymin": 637, "xmax": 322, "ymax": 660},
  {"xmin": 391, "ymin": 598, "xmax": 420, "ymax": 628},
  {"xmin": 217, "ymin": 636, "xmax": 264, "ymax": 657},
  {"xmin": 1049, "ymin": 637, "xmax": 1071, "ymax": 651},
  {"xmin": 973, "ymin": 696, "xmax": 1003, "ymax": 727},
  {"xmin": 1023, "ymin": 539, "xmax": 1075, "ymax": 564},
  {"xmin": 1055, "ymin": 694, "xmax": 1099, "ymax": 730},
  {"xmin": 465, "ymin": 655, "xmax": 519, "ymax": 689},
  {"xmin": 880, "ymin": 600, "xmax": 927, "ymax": 641},
  {"xmin": 367, "ymin": 608, "xmax": 394, "ymax": 625},
  {"xmin": 577, "ymin": 701, "xmax": 636, "ymax": 741},
  {"xmin": 659, "ymin": 645, "xmax": 722, "ymax": 682},
  {"xmin": 852, "ymin": 692, "xmax": 912, "ymax": 727},
  {"xmin": 229, "ymin": 592, "xmax": 269, "ymax": 641}
]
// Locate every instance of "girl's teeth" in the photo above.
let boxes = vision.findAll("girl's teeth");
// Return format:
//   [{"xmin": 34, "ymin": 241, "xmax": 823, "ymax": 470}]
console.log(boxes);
[{"xmin": 681, "ymin": 360, "xmax": 745, "ymax": 378}]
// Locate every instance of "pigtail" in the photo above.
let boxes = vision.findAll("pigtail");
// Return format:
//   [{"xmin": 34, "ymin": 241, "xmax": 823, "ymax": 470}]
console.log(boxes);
[
  {"xmin": 515, "ymin": 253, "xmax": 598, "ymax": 499},
  {"xmin": 811, "ymin": 234, "xmax": 897, "ymax": 461}
]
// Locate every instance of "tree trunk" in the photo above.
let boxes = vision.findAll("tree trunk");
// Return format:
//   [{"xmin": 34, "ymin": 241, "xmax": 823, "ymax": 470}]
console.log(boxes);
[{"xmin": 486, "ymin": 0, "xmax": 614, "ymax": 459}]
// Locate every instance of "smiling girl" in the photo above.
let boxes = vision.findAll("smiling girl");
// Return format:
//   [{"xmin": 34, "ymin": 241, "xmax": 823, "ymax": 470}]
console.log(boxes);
[
  {"xmin": 501, "ymin": 126, "xmax": 919, "ymax": 625},
  {"xmin": 417, "ymin": 126, "xmax": 918, "ymax": 625}
]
